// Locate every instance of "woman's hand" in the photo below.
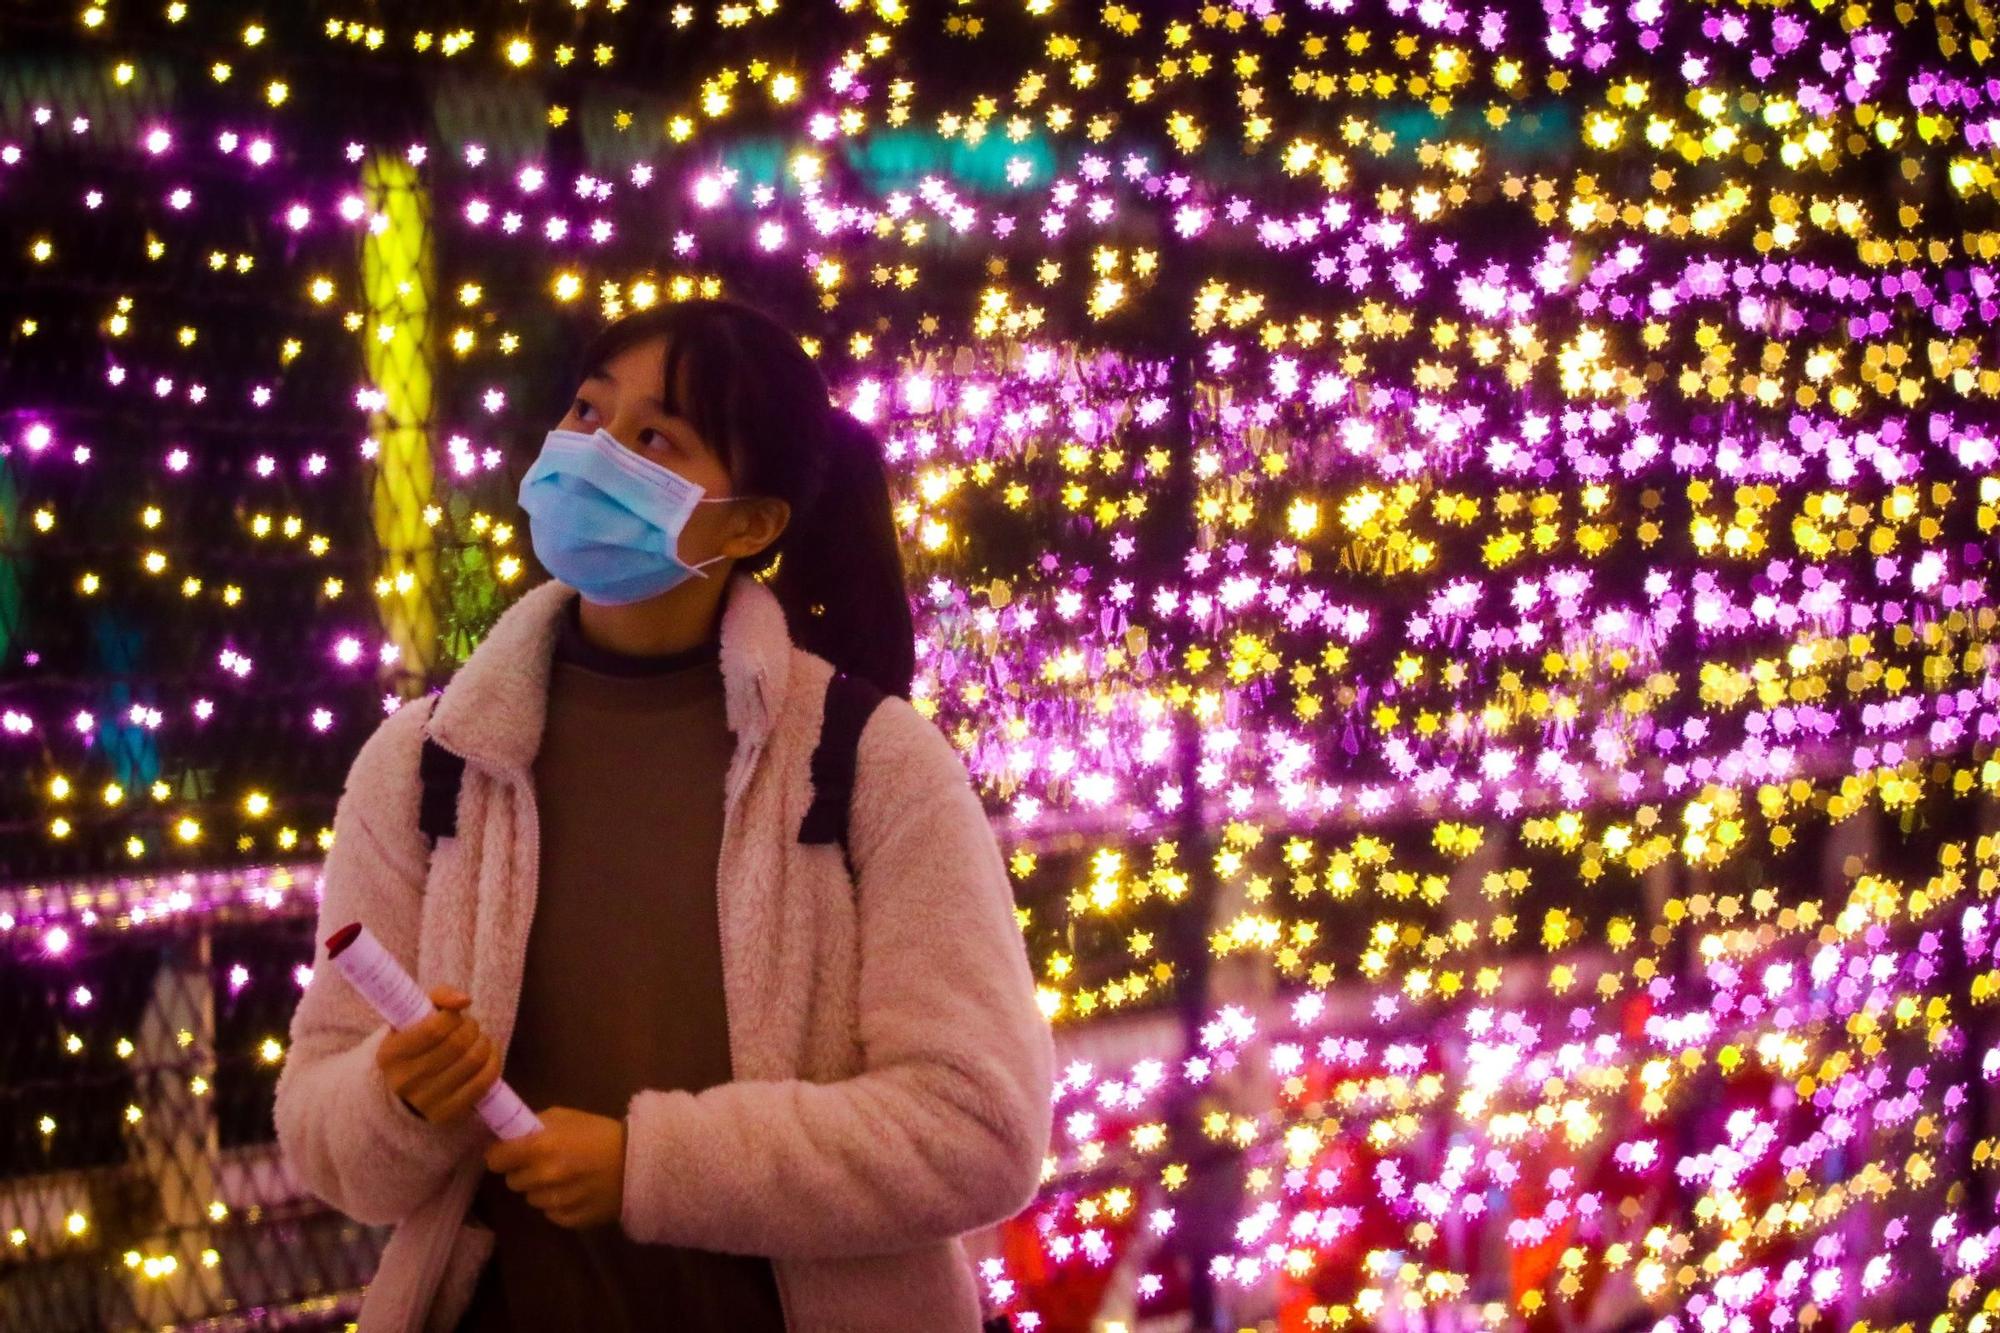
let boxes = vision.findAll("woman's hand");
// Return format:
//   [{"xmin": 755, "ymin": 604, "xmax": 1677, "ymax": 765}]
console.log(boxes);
[
  {"xmin": 375, "ymin": 985, "xmax": 503, "ymax": 1127},
  {"xmin": 484, "ymin": 1106, "xmax": 628, "ymax": 1230}
]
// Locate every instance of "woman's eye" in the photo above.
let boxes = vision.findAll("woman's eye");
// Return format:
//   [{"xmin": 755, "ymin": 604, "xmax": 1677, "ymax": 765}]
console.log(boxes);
[{"xmin": 571, "ymin": 397, "xmax": 597, "ymax": 421}]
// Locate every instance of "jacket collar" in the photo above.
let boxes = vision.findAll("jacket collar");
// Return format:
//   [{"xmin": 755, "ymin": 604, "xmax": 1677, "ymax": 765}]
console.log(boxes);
[{"xmin": 425, "ymin": 568, "xmax": 795, "ymax": 776}]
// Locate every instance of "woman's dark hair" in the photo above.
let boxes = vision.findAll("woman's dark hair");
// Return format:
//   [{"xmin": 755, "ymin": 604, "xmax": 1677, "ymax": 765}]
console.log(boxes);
[{"xmin": 567, "ymin": 298, "xmax": 916, "ymax": 700}]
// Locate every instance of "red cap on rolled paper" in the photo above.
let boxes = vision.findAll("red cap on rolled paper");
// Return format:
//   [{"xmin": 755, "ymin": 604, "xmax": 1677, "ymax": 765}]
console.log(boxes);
[{"xmin": 324, "ymin": 921, "xmax": 363, "ymax": 957}]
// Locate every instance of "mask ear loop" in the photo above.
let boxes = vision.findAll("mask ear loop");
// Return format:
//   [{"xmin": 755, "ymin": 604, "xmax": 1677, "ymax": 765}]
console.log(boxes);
[{"xmin": 678, "ymin": 495, "xmax": 742, "ymax": 580}]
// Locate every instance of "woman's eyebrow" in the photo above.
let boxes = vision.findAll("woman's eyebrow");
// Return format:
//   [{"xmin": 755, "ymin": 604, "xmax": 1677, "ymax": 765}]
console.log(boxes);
[{"xmin": 582, "ymin": 364, "xmax": 667, "ymax": 412}]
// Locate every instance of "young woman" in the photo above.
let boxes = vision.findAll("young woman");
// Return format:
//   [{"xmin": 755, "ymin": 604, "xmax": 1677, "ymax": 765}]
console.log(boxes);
[{"xmin": 273, "ymin": 299, "xmax": 1056, "ymax": 1332}]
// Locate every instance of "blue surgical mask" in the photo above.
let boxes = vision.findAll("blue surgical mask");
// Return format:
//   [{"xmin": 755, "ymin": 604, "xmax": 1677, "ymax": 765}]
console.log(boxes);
[{"xmin": 517, "ymin": 426, "xmax": 737, "ymax": 605}]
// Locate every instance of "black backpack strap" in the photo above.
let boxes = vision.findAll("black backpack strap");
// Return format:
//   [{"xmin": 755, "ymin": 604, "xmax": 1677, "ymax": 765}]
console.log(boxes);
[
  {"xmin": 797, "ymin": 669, "xmax": 886, "ymax": 883},
  {"xmin": 416, "ymin": 727, "xmax": 466, "ymax": 848}
]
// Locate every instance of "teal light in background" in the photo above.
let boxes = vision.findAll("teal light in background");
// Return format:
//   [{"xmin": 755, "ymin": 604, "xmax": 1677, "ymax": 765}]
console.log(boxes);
[
  {"xmin": 713, "ymin": 127, "xmax": 1059, "ymax": 196},
  {"xmin": 845, "ymin": 127, "xmax": 1058, "ymax": 194},
  {"xmin": 715, "ymin": 134, "xmax": 791, "ymax": 191},
  {"xmin": 89, "ymin": 610, "xmax": 162, "ymax": 800},
  {"xmin": 1378, "ymin": 100, "xmax": 1576, "ymax": 160}
]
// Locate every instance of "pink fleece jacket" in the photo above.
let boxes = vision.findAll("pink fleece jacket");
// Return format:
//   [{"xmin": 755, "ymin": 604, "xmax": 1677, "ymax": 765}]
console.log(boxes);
[{"xmin": 272, "ymin": 569, "xmax": 1056, "ymax": 1332}]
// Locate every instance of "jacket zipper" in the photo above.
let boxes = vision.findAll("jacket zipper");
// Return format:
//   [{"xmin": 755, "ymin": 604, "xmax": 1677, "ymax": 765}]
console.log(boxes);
[
  {"xmin": 411, "ymin": 725, "xmax": 547, "ymax": 1332},
  {"xmin": 422, "ymin": 726, "xmax": 545, "ymax": 1076},
  {"xmin": 508, "ymin": 764, "xmax": 543, "ymax": 1105},
  {"xmin": 715, "ymin": 731, "xmax": 793, "ymax": 1331}
]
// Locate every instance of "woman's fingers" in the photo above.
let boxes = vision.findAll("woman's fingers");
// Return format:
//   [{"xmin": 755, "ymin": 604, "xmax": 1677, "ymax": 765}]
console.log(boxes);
[
  {"xmin": 376, "ymin": 1000, "xmax": 482, "ymax": 1072},
  {"xmin": 505, "ymin": 1152, "xmax": 580, "ymax": 1193},
  {"xmin": 507, "ymin": 1167, "xmax": 553, "ymax": 1193},
  {"xmin": 428, "ymin": 1045, "xmax": 504, "ymax": 1126},
  {"xmin": 397, "ymin": 1016, "xmax": 483, "ymax": 1087},
  {"xmin": 376, "ymin": 986, "xmax": 470, "ymax": 1066},
  {"xmin": 525, "ymin": 1183, "xmax": 584, "ymax": 1213},
  {"xmin": 398, "ymin": 1024, "xmax": 492, "ymax": 1112},
  {"xmin": 403, "ymin": 1031, "xmax": 493, "ymax": 1110},
  {"xmin": 541, "ymin": 1195, "xmax": 608, "ymax": 1230},
  {"xmin": 379, "ymin": 1004, "xmax": 469, "ymax": 1067}
]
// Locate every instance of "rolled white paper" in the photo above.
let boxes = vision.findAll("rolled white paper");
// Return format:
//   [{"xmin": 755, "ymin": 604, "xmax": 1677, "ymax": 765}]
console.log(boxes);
[{"xmin": 324, "ymin": 921, "xmax": 543, "ymax": 1141}]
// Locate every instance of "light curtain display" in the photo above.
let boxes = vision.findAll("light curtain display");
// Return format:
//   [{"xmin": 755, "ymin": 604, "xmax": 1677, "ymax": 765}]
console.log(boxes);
[{"xmin": 2, "ymin": 0, "xmax": 1999, "ymax": 1329}]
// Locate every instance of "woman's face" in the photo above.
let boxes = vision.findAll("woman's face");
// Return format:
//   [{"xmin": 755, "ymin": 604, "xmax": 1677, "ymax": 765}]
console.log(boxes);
[
  {"xmin": 557, "ymin": 334, "xmax": 735, "ymax": 497},
  {"xmin": 553, "ymin": 333, "xmax": 789, "ymax": 576}
]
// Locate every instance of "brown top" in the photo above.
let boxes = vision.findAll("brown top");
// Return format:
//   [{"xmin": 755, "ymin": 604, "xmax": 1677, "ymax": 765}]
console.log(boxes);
[{"xmin": 453, "ymin": 593, "xmax": 786, "ymax": 1332}]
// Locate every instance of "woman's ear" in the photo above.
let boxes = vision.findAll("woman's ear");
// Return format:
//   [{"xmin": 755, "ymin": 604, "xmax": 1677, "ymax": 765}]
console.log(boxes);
[{"xmin": 724, "ymin": 496, "xmax": 791, "ymax": 561}]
